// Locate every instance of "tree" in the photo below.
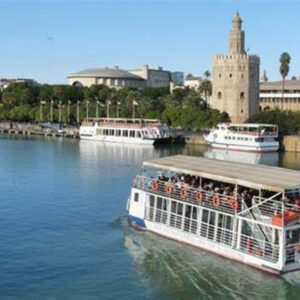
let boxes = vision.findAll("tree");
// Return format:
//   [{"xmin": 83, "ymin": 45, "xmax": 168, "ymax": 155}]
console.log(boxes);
[
  {"xmin": 203, "ymin": 70, "xmax": 211, "ymax": 79},
  {"xmin": 199, "ymin": 79, "xmax": 212, "ymax": 103},
  {"xmin": 279, "ymin": 52, "xmax": 291, "ymax": 109}
]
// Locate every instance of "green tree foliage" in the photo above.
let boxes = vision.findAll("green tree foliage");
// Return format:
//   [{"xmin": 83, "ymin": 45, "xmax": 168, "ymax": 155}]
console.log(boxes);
[
  {"xmin": 0, "ymin": 83, "xmax": 228, "ymax": 128},
  {"xmin": 248, "ymin": 109, "xmax": 300, "ymax": 132}
]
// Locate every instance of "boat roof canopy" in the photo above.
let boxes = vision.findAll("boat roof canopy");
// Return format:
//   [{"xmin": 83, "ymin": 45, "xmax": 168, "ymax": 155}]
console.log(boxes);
[{"xmin": 143, "ymin": 155, "xmax": 300, "ymax": 193}]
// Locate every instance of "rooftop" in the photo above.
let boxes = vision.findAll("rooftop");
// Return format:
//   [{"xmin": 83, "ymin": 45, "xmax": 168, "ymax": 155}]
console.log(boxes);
[
  {"xmin": 260, "ymin": 80, "xmax": 300, "ymax": 91},
  {"xmin": 143, "ymin": 155, "xmax": 300, "ymax": 192},
  {"xmin": 68, "ymin": 67, "xmax": 145, "ymax": 80}
]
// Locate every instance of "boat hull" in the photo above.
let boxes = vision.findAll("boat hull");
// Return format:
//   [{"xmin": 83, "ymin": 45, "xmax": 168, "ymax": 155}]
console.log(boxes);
[
  {"xmin": 127, "ymin": 215, "xmax": 284, "ymax": 275},
  {"xmin": 207, "ymin": 142, "xmax": 279, "ymax": 153},
  {"xmin": 80, "ymin": 134, "xmax": 156, "ymax": 145}
]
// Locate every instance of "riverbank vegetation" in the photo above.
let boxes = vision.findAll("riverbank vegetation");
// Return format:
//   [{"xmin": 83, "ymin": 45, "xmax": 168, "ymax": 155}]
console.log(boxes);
[
  {"xmin": 248, "ymin": 109, "xmax": 300, "ymax": 133},
  {"xmin": 0, "ymin": 81, "xmax": 229, "ymax": 129}
]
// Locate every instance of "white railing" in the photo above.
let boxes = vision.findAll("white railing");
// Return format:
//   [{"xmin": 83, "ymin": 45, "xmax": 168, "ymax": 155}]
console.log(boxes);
[
  {"xmin": 145, "ymin": 205, "xmax": 279, "ymax": 263},
  {"xmin": 286, "ymin": 242, "xmax": 300, "ymax": 265},
  {"xmin": 134, "ymin": 176, "xmax": 241, "ymax": 215}
]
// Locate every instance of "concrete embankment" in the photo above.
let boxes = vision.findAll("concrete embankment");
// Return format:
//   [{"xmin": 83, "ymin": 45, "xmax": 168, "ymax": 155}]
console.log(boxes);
[
  {"xmin": 282, "ymin": 136, "xmax": 300, "ymax": 152},
  {"xmin": 184, "ymin": 134, "xmax": 207, "ymax": 145},
  {"xmin": 0, "ymin": 121, "xmax": 79, "ymax": 138}
]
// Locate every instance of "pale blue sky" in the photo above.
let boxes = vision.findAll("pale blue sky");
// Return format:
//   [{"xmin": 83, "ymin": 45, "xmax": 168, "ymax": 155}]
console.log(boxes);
[{"xmin": 0, "ymin": 0, "xmax": 299, "ymax": 84}]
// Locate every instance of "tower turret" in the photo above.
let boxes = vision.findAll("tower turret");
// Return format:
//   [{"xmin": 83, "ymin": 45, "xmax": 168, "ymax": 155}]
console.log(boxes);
[{"xmin": 229, "ymin": 12, "xmax": 246, "ymax": 55}]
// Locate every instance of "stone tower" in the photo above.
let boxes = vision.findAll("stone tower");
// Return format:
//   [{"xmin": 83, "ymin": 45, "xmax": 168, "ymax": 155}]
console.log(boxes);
[{"xmin": 211, "ymin": 12, "xmax": 260, "ymax": 123}]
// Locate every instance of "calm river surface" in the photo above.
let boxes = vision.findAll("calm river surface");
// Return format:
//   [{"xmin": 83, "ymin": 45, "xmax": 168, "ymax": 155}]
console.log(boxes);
[{"xmin": 1, "ymin": 135, "xmax": 300, "ymax": 299}]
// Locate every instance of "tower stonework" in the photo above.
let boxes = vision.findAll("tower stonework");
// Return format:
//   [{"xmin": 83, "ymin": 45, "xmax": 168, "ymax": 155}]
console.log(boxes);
[{"xmin": 211, "ymin": 12, "xmax": 260, "ymax": 123}]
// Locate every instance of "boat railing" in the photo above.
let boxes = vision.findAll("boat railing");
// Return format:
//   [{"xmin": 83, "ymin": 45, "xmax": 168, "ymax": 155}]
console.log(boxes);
[
  {"xmin": 133, "ymin": 176, "xmax": 241, "ymax": 215},
  {"xmin": 145, "ymin": 204, "xmax": 279, "ymax": 263},
  {"xmin": 239, "ymin": 195, "xmax": 300, "ymax": 227},
  {"xmin": 286, "ymin": 242, "xmax": 300, "ymax": 265}
]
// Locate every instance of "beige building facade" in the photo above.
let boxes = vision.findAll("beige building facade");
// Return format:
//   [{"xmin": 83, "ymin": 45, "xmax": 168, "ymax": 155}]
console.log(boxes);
[
  {"xmin": 260, "ymin": 79, "xmax": 300, "ymax": 111},
  {"xmin": 211, "ymin": 13, "xmax": 260, "ymax": 123},
  {"xmin": 68, "ymin": 66, "xmax": 146, "ymax": 89},
  {"xmin": 129, "ymin": 65, "xmax": 172, "ymax": 88}
]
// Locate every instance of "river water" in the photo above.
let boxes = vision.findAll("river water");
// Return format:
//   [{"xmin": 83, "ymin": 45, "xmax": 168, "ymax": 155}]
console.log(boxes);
[{"xmin": 1, "ymin": 135, "xmax": 300, "ymax": 299}]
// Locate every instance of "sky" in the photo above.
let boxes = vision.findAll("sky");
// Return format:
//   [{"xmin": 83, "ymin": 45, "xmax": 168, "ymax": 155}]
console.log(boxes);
[{"xmin": 0, "ymin": 0, "xmax": 300, "ymax": 84}]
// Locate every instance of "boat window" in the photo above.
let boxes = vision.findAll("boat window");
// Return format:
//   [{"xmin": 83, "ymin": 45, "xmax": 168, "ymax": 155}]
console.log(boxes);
[
  {"xmin": 232, "ymin": 137, "xmax": 235, "ymax": 140},
  {"xmin": 163, "ymin": 199, "xmax": 168, "ymax": 211},
  {"xmin": 171, "ymin": 201, "xmax": 177, "ymax": 213},
  {"xmin": 137, "ymin": 131, "xmax": 142, "ymax": 138},
  {"xmin": 202, "ymin": 209, "xmax": 209, "ymax": 223},
  {"xmin": 116, "ymin": 130, "xmax": 121, "ymax": 136},
  {"xmin": 149, "ymin": 195, "xmax": 155, "ymax": 207},
  {"xmin": 228, "ymin": 136, "xmax": 231, "ymax": 140},
  {"xmin": 156, "ymin": 197, "xmax": 163, "ymax": 209},
  {"xmin": 130, "ymin": 131, "xmax": 135, "ymax": 137},
  {"xmin": 245, "ymin": 137, "xmax": 248, "ymax": 141},
  {"xmin": 134, "ymin": 193, "xmax": 139, "ymax": 202},
  {"xmin": 123, "ymin": 130, "xmax": 128, "ymax": 137},
  {"xmin": 286, "ymin": 229, "xmax": 300, "ymax": 244},
  {"xmin": 104, "ymin": 129, "xmax": 108, "ymax": 135},
  {"xmin": 177, "ymin": 203, "xmax": 183, "ymax": 215},
  {"xmin": 109, "ymin": 129, "xmax": 114, "ymax": 136}
]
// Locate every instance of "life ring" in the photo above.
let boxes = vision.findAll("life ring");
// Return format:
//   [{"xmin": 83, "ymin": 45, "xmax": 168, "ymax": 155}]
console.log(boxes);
[
  {"xmin": 165, "ymin": 184, "xmax": 173, "ymax": 195},
  {"xmin": 230, "ymin": 198, "xmax": 238, "ymax": 210},
  {"xmin": 180, "ymin": 188, "xmax": 188, "ymax": 199},
  {"xmin": 213, "ymin": 195, "xmax": 220, "ymax": 207},
  {"xmin": 195, "ymin": 191, "xmax": 203, "ymax": 203},
  {"xmin": 151, "ymin": 180, "xmax": 160, "ymax": 191}
]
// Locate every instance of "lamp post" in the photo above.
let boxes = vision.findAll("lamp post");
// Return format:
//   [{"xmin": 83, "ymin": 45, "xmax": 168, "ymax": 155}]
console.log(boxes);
[
  {"xmin": 86, "ymin": 100, "xmax": 90, "ymax": 120},
  {"xmin": 40, "ymin": 101, "xmax": 46, "ymax": 122},
  {"xmin": 132, "ymin": 100, "xmax": 138, "ymax": 119},
  {"xmin": 106, "ymin": 99, "xmax": 111, "ymax": 119},
  {"xmin": 68, "ymin": 100, "xmax": 71, "ymax": 124},
  {"xmin": 77, "ymin": 100, "xmax": 80, "ymax": 124},
  {"xmin": 59, "ymin": 101, "xmax": 62, "ymax": 123},
  {"xmin": 117, "ymin": 101, "xmax": 121, "ymax": 118},
  {"xmin": 50, "ymin": 99, "xmax": 54, "ymax": 122}
]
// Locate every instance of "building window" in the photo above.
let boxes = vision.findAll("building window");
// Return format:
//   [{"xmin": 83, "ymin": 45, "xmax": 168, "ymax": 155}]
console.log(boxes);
[
  {"xmin": 241, "ymin": 109, "xmax": 243, "ymax": 113},
  {"xmin": 240, "ymin": 92, "xmax": 245, "ymax": 100},
  {"xmin": 217, "ymin": 91, "xmax": 222, "ymax": 99},
  {"xmin": 134, "ymin": 193, "xmax": 139, "ymax": 202},
  {"xmin": 241, "ymin": 74, "xmax": 244, "ymax": 79}
]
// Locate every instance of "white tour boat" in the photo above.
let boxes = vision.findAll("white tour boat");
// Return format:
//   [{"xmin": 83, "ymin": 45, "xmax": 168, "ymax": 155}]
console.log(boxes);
[
  {"xmin": 204, "ymin": 123, "xmax": 279, "ymax": 152},
  {"xmin": 127, "ymin": 155, "xmax": 300, "ymax": 275},
  {"xmin": 79, "ymin": 118, "xmax": 171, "ymax": 145}
]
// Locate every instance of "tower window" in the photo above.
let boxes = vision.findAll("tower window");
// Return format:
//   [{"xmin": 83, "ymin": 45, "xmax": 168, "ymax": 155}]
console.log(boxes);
[
  {"xmin": 241, "ymin": 110, "xmax": 243, "ymax": 113},
  {"xmin": 229, "ymin": 74, "xmax": 232, "ymax": 78},
  {"xmin": 241, "ymin": 74, "xmax": 244, "ymax": 78},
  {"xmin": 219, "ymin": 74, "xmax": 222, "ymax": 78},
  {"xmin": 240, "ymin": 92, "xmax": 245, "ymax": 100},
  {"xmin": 217, "ymin": 91, "xmax": 222, "ymax": 99}
]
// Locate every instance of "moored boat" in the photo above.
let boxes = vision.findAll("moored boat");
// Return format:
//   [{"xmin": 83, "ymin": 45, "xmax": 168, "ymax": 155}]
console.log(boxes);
[
  {"xmin": 126, "ymin": 155, "xmax": 300, "ymax": 274},
  {"xmin": 204, "ymin": 123, "xmax": 279, "ymax": 152},
  {"xmin": 79, "ymin": 118, "xmax": 171, "ymax": 145}
]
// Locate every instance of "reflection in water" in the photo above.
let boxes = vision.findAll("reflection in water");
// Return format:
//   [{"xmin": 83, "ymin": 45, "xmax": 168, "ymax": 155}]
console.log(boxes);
[{"xmin": 123, "ymin": 223, "xmax": 300, "ymax": 299}]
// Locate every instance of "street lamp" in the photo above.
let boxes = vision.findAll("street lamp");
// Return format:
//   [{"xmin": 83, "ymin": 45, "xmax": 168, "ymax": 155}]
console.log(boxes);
[
  {"xmin": 59, "ymin": 101, "xmax": 62, "ymax": 123},
  {"xmin": 77, "ymin": 100, "xmax": 80, "ymax": 124},
  {"xmin": 50, "ymin": 99, "xmax": 54, "ymax": 122},
  {"xmin": 68, "ymin": 100, "xmax": 71, "ymax": 124},
  {"xmin": 132, "ymin": 100, "xmax": 138, "ymax": 119},
  {"xmin": 40, "ymin": 101, "xmax": 46, "ymax": 122},
  {"xmin": 86, "ymin": 100, "xmax": 90, "ymax": 120},
  {"xmin": 106, "ymin": 99, "xmax": 111, "ymax": 119},
  {"xmin": 117, "ymin": 101, "xmax": 121, "ymax": 118}
]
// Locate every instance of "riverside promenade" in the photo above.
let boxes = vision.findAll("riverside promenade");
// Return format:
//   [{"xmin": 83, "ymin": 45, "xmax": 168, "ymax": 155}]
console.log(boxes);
[{"xmin": 0, "ymin": 121, "xmax": 79, "ymax": 139}]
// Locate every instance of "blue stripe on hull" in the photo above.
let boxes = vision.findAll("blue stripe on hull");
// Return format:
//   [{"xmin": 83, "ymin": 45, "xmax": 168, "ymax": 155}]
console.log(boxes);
[{"xmin": 127, "ymin": 215, "xmax": 146, "ymax": 230}]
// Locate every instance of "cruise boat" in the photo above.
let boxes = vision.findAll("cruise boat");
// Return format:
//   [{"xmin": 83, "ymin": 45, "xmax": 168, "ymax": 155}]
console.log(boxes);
[
  {"xmin": 79, "ymin": 118, "xmax": 171, "ymax": 145},
  {"xmin": 204, "ymin": 123, "xmax": 279, "ymax": 152},
  {"xmin": 126, "ymin": 155, "xmax": 300, "ymax": 275}
]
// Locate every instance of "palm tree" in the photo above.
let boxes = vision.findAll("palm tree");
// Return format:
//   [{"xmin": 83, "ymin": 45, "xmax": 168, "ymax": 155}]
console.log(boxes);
[
  {"xmin": 279, "ymin": 52, "xmax": 291, "ymax": 109},
  {"xmin": 198, "ymin": 70, "xmax": 212, "ymax": 103}
]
